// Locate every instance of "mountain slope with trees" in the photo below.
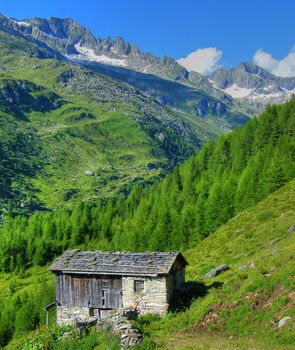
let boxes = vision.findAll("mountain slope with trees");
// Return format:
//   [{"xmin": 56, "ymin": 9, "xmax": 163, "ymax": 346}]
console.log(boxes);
[
  {"xmin": 141, "ymin": 180, "xmax": 295, "ymax": 349},
  {"xmin": 1, "ymin": 178, "xmax": 295, "ymax": 349},
  {"xmin": 0, "ymin": 50, "xmax": 198, "ymax": 215},
  {"xmin": 0, "ymin": 98, "xmax": 294, "ymax": 273},
  {"xmin": 0, "ymin": 17, "xmax": 251, "ymax": 216}
]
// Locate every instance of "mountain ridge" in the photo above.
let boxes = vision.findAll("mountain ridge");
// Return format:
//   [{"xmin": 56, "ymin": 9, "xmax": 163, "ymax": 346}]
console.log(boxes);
[
  {"xmin": 3, "ymin": 12, "xmax": 295, "ymax": 117},
  {"xmin": 209, "ymin": 61, "xmax": 295, "ymax": 110}
]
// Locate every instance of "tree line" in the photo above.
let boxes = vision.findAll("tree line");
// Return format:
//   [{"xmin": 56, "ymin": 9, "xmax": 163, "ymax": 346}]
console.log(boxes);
[{"xmin": 0, "ymin": 99, "xmax": 294, "ymax": 272}]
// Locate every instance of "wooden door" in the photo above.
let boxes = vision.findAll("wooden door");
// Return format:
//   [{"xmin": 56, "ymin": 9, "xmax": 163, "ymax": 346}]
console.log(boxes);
[
  {"xmin": 100, "ymin": 278, "xmax": 122, "ymax": 309},
  {"xmin": 56, "ymin": 274, "xmax": 122, "ymax": 309}
]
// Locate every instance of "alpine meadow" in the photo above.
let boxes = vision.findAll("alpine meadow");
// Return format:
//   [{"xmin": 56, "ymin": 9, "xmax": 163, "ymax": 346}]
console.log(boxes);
[{"xmin": 0, "ymin": 4, "xmax": 294, "ymax": 350}]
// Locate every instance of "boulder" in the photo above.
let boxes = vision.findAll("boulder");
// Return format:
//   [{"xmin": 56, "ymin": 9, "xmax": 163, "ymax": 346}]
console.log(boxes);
[
  {"xmin": 62, "ymin": 332, "xmax": 73, "ymax": 340},
  {"xmin": 84, "ymin": 170, "xmax": 94, "ymax": 176},
  {"xmin": 239, "ymin": 261, "xmax": 255, "ymax": 270},
  {"xmin": 288, "ymin": 224, "xmax": 295, "ymax": 236},
  {"xmin": 203, "ymin": 264, "xmax": 229, "ymax": 279},
  {"xmin": 278, "ymin": 316, "xmax": 291, "ymax": 328}
]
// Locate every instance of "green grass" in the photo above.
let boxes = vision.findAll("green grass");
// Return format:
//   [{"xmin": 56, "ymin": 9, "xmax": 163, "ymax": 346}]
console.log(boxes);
[
  {"xmin": 140, "ymin": 180, "xmax": 295, "ymax": 349},
  {"xmin": 0, "ymin": 32, "xmax": 250, "ymax": 214},
  {"xmin": 0, "ymin": 54, "xmax": 196, "ymax": 213},
  {"xmin": 1, "ymin": 181, "xmax": 294, "ymax": 349},
  {"xmin": 8, "ymin": 327, "xmax": 120, "ymax": 350}
]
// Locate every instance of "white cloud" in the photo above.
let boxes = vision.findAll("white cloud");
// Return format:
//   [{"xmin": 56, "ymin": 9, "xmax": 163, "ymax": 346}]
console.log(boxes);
[
  {"xmin": 253, "ymin": 47, "xmax": 295, "ymax": 78},
  {"xmin": 177, "ymin": 47, "xmax": 223, "ymax": 75}
]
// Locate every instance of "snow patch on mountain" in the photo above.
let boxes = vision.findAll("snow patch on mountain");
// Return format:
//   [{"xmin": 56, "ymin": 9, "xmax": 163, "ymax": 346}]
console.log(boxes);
[
  {"xmin": 217, "ymin": 82, "xmax": 295, "ymax": 102},
  {"xmin": 11, "ymin": 19, "xmax": 31, "ymax": 27},
  {"xmin": 223, "ymin": 84, "xmax": 253, "ymax": 98},
  {"xmin": 72, "ymin": 43, "xmax": 128, "ymax": 67},
  {"xmin": 247, "ymin": 88, "xmax": 295, "ymax": 102}
]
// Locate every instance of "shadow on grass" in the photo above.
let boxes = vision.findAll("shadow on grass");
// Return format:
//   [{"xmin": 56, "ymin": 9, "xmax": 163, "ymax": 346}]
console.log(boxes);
[{"xmin": 170, "ymin": 280, "xmax": 223, "ymax": 312}]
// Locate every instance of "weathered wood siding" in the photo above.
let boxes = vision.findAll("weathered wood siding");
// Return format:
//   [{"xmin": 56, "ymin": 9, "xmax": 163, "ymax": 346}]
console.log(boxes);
[{"xmin": 56, "ymin": 273, "xmax": 122, "ymax": 309}]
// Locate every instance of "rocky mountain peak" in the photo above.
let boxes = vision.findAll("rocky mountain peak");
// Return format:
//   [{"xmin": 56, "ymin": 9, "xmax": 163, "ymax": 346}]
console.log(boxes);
[
  {"xmin": 210, "ymin": 62, "xmax": 295, "ymax": 106},
  {"xmin": 238, "ymin": 62, "xmax": 259, "ymax": 73}
]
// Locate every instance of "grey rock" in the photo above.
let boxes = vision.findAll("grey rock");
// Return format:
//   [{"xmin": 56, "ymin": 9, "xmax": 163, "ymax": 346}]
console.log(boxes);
[
  {"xmin": 278, "ymin": 316, "xmax": 291, "ymax": 328},
  {"xmin": 97, "ymin": 308, "xmax": 142, "ymax": 347},
  {"xmin": 288, "ymin": 224, "xmax": 295, "ymax": 236},
  {"xmin": 210, "ymin": 62, "xmax": 295, "ymax": 112},
  {"xmin": 62, "ymin": 332, "xmax": 73, "ymax": 340},
  {"xmin": 263, "ymin": 237, "xmax": 281, "ymax": 248},
  {"xmin": 239, "ymin": 264, "xmax": 248, "ymax": 271},
  {"xmin": 203, "ymin": 264, "xmax": 229, "ymax": 279},
  {"xmin": 84, "ymin": 170, "xmax": 94, "ymax": 176}
]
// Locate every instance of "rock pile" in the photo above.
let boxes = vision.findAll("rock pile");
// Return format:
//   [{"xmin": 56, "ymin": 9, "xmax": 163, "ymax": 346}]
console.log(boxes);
[{"xmin": 99, "ymin": 309, "xmax": 142, "ymax": 348}]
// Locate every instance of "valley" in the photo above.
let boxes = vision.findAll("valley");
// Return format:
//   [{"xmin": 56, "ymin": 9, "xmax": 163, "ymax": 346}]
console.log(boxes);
[{"xmin": 0, "ymin": 10, "xmax": 294, "ymax": 350}]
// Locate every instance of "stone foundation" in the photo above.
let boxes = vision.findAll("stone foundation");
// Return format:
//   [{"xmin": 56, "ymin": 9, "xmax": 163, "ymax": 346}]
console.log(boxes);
[
  {"xmin": 122, "ymin": 276, "xmax": 169, "ymax": 315},
  {"xmin": 56, "ymin": 306, "xmax": 91, "ymax": 326}
]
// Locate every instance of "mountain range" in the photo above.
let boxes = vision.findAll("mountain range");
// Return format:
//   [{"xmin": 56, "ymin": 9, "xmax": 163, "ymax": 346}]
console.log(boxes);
[
  {"xmin": 0, "ymin": 12, "xmax": 294, "ymax": 350},
  {"xmin": 2, "ymin": 14, "xmax": 295, "ymax": 115},
  {"xmin": 1, "ymin": 12, "xmax": 294, "ymax": 215}
]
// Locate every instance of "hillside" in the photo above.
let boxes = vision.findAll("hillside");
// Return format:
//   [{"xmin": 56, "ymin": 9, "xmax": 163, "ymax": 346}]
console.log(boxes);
[
  {"xmin": 0, "ymin": 98, "xmax": 293, "ymax": 273},
  {"xmin": 0, "ymin": 99, "xmax": 293, "ymax": 348},
  {"xmin": 0, "ymin": 14, "xmax": 252, "ymax": 215},
  {"xmin": 0, "ymin": 14, "xmax": 249, "ymax": 121},
  {"xmin": 139, "ymin": 180, "xmax": 295, "ymax": 349},
  {"xmin": 1, "ymin": 180, "xmax": 294, "ymax": 350},
  {"xmin": 3, "ymin": 14, "xmax": 295, "ymax": 118},
  {"xmin": 0, "ymin": 50, "xmax": 196, "ymax": 215}
]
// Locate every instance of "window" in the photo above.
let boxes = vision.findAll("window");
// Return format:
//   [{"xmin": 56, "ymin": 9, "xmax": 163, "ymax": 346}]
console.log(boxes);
[
  {"xmin": 102, "ymin": 280, "xmax": 110, "ymax": 289},
  {"xmin": 134, "ymin": 280, "xmax": 144, "ymax": 293}
]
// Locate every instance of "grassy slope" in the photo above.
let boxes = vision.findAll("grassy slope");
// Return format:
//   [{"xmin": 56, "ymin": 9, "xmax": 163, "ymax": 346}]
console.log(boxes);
[
  {"xmin": 2, "ymin": 180, "xmax": 294, "ymax": 349},
  {"xmin": 0, "ymin": 54, "xmax": 196, "ymax": 212},
  {"xmin": 142, "ymin": 180, "xmax": 295, "ymax": 349},
  {"xmin": 0, "ymin": 27, "xmax": 250, "ymax": 214}
]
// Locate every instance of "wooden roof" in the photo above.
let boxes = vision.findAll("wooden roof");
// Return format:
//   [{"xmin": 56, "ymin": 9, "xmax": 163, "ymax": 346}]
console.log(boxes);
[{"xmin": 49, "ymin": 250, "xmax": 187, "ymax": 277}]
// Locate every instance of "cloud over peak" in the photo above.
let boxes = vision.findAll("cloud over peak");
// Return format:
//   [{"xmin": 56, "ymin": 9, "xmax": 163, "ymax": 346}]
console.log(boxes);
[
  {"xmin": 177, "ymin": 47, "xmax": 223, "ymax": 75},
  {"xmin": 253, "ymin": 47, "xmax": 295, "ymax": 78}
]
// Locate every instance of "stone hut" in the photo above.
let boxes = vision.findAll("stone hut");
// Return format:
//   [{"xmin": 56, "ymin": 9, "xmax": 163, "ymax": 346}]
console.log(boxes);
[{"xmin": 49, "ymin": 250, "xmax": 187, "ymax": 325}]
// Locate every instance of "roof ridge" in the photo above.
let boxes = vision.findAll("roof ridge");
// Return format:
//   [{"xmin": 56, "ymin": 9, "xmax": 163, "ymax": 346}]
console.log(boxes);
[{"xmin": 49, "ymin": 250, "xmax": 186, "ymax": 276}]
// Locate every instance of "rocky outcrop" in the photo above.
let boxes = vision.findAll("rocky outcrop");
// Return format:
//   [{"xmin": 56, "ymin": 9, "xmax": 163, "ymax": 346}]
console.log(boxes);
[
  {"xmin": 210, "ymin": 62, "xmax": 295, "ymax": 108},
  {"xmin": 0, "ymin": 79, "xmax": 63, "ymax": 119},
  {"xmin": 203, "ymin": 264, "xmax": 229, "ymax": 279}
]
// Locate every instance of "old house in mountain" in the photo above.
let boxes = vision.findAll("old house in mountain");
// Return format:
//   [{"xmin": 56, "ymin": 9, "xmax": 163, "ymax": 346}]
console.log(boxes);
[{"xmin": 49, "ymin": 250, "xmax": 187, "ymax": 325}]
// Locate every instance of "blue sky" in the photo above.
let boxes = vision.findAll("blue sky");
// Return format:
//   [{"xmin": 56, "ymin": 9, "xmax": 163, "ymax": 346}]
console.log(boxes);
[{"xmin": 1, "ymin": 0, "xmax": 295, "ymax": 75}]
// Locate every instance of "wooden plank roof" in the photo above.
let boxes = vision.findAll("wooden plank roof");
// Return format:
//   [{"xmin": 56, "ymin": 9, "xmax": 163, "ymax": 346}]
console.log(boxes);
[{"xmin": 49, "ymin": 250, "xmax": 187, "ymax": 276}]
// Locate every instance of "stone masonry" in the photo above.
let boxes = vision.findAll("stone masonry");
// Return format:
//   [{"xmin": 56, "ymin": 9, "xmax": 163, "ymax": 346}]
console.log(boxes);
[
  {"xmin": 56, "ymin": 306, "xmax": 91, "ymax": 326},
  {"xmin": 122, "ymin": 276, "xmax": 169, "ymax": 315},
  {"xmin": 50, "ymin": 250, "xmax": 187, "ymax": 325}
]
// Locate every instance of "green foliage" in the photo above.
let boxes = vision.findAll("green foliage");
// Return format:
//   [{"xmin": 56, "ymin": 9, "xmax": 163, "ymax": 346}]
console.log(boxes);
[
  {"xmin": 0, "ymin": 98, "xmax": 294, "ymax": 273},
  {"xmin": 0, "ymin": 269, "xmax": 55, "ymax": 347},
  {"xmin": 143, "ymin": 181, "xmax": 295, "ymax": 349},
  {"xmin": 14, "ymin": 327, "xmax": 120, "ymax": 350},
  {"xmin": 0, "ymin": 55, "xmax": 197, "ymax": 214}
]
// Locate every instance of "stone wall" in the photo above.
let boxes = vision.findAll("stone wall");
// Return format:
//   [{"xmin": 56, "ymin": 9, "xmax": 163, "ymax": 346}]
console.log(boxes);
[
  {"xmin": 56, "ymin": 306, "xmax": 91, "ymax": 326},
  {"xmin": 122, "ymin": 276, "xmax": 169, "ymax": 315},
  {"xmin": 166, "ymin": 268, "xmax": 185, "ymax": 303},
  {"xmin": 56, "ymin": 272, "xmax": 185, "ymax": 324}
]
